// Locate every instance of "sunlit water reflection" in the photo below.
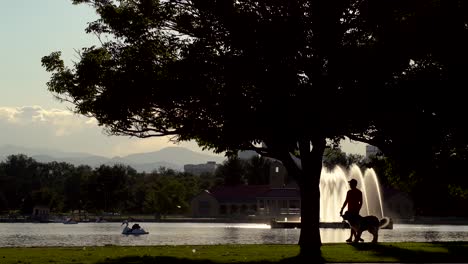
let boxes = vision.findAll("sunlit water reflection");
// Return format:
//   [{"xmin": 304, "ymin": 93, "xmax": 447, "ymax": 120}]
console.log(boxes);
[{"xmin": 0, "ymin": 223, "xmax": 467, "ymax": 247}]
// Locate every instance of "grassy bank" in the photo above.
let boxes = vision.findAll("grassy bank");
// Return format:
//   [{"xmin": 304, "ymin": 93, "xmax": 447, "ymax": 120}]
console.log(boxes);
[{"xmin": 0, "ymin": 242, "xmax": 467, "ymax": 263}]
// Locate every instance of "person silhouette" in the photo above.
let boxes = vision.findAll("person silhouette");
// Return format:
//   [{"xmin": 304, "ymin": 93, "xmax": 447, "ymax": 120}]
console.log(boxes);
[{"xmin": 340, "ymin": 178, "xmax": 363, "ymax": 242}]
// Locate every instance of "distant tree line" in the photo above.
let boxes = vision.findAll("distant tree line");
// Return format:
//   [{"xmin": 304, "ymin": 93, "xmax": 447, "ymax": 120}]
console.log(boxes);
[
  {"xmin": 0, "ymin": 154, "xmax": 272, "ymax": 216},
  {"xmin": 1, "ymin": 150, "xmax": 467, "ymax": 217},
  {"xmin": 0, "ymin": 154, "xmax": 211, "ymax": 216}
]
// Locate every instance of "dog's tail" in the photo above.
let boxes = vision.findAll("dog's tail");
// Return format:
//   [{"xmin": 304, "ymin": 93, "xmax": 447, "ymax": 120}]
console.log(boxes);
[{"xmin": 379, "ymin": 217, "xmax": 391, "ymax": 229}]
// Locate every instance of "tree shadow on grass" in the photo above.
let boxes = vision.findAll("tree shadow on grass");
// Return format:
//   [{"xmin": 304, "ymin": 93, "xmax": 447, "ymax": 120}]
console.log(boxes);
[
  {"xmin": 350, "ymin": 242, "xmax": 468, "ymax": 263},
  {"xmin": 96, "ymin": 256, "xmax": 214, "ymax": 264},
  {"xmin": 95, "ymin": 254, "xmax": 319, "ymax": 264}
]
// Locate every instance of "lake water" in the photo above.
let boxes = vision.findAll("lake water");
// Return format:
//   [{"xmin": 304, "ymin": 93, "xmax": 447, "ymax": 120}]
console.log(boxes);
[{"xmin": 1, "ymin": 222, "xmax": 468, "ymax": 247}]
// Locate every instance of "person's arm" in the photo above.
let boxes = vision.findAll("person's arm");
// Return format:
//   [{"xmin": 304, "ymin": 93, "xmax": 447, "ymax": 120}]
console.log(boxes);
[
  {"xmin": 340, "ymin": 192, "xmax": 349, "ymax": 215},
  {"xmin": 358, "ymin": 191, "xmax": 363, "ymax": 211}
]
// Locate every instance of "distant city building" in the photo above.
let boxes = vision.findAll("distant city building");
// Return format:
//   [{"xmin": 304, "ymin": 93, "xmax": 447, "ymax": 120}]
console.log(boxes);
[
  {"xmin": 366, "ymin": 145, "xmax": 381, "ymax": 158},
  {"xmin": 184, "ymin": 161, "xmax": 218, "ymax": 175}
]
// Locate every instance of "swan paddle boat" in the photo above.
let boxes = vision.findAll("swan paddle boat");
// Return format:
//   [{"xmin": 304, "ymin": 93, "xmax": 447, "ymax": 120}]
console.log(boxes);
[{"xmin": 121, "ymin": 220, "xmax": 149, "ymax": 235}]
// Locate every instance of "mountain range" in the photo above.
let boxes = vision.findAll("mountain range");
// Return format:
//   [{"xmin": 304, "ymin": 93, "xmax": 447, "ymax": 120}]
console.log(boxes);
[{"xmin": 0, "ymin": 145, "xmax": 226, "ymax": 172}]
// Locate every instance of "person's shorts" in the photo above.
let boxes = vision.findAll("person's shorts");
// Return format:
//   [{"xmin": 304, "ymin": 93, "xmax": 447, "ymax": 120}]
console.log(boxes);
[{"xmin": 346, "ymin": 211, "xmax": 361, "ymax": 219}]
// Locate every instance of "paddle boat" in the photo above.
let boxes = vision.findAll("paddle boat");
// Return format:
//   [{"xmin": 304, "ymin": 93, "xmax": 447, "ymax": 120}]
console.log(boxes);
[{"xmin": 121, "ymin": 220, "xmax": 149, "ymax": 235}]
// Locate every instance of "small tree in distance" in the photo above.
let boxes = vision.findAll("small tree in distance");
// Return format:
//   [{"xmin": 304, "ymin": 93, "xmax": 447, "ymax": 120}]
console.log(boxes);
[
  {"xmin": 215, "ymin": 157, "xmax": 245, "ymax": 186},
  {"xmin": 42, "ymin": 0, "xmax": 468, "ymax": 257}
]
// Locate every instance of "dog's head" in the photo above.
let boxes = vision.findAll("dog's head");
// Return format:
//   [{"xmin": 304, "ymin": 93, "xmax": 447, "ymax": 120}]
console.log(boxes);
[{"xmin": 341, "ymin": 211, "xmax": 352, "ymax": 221}]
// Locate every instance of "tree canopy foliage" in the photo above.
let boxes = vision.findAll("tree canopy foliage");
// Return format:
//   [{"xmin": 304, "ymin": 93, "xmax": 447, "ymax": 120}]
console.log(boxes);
[{"xmin": 42, "ymin": 0, "xmax": 468, "ymax": 255}]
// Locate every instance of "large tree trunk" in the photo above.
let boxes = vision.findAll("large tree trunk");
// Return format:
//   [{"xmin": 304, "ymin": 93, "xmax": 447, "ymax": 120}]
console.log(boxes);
[
  {"xmin": 266, "ymin": 136, "xmax": 326, "ymax": 259},
  {"xmin": 297, "ymin": 137, "xmax": 326, "ymax": 257}
]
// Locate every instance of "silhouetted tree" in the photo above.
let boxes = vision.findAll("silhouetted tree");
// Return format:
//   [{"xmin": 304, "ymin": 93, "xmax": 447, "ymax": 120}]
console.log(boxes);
[
  {"xmin": 1, "ymin": 155, "xmax": 40, "ymax": 212},
  {"xmin": 244, "ymin": 156, "xmax": 271, "ymax": 185},
  {"xmin": 322, "ymin": 148, "xmax": 347, "ymax": 171},
  {"xmin": 143, "ymin": 172, "xmax": 190, "ymax": 217},
  {"xmin": 215, "ymin": 157, "xmax": 245, "ymax": 186},
  {"xmin": 43, "ymin": 161, "xmax": 76, "ymax": 211},
  {"xmin": 42, "ymin": 0, "xmax": 468, "ymax": 256},
  {"xmin": 92, "ymin": 164, "xmax": 136, "ymax": 212}
]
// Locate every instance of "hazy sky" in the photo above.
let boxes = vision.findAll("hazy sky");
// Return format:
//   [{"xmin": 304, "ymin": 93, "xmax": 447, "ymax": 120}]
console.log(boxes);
[{"xmin": 0, "ymin": 0, "xmax": 365, "ymax": 158}]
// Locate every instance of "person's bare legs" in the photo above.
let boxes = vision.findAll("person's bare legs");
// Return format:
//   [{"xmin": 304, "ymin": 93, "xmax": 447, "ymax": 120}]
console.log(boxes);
[{"xmin": 346, "ymin": 229, "xmax": 357, "ymax": 242}]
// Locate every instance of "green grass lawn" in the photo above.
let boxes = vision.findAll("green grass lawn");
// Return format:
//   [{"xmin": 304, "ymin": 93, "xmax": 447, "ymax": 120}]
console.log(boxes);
[{"xmin": 0, "ymin": 242, "xmax": 466, "ymax": 263}]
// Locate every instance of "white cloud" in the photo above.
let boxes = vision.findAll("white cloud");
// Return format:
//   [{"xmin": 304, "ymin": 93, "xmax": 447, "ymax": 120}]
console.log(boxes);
[
  {"xmin": 0, "ymin": 105, "xmax": 221, "ymax": 157},
  {"xmin": 0, "ymin": 106, "xmax": 96, "ymax": 136},
  {"xmin": 0, "ymin": 107, "xmax": 20, "ymax": 122}
]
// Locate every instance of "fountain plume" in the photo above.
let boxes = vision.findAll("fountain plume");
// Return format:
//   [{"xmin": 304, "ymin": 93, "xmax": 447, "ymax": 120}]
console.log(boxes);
[{"xmin": 320, "ymin": 164, "xmax": 385, "ymax": 222}]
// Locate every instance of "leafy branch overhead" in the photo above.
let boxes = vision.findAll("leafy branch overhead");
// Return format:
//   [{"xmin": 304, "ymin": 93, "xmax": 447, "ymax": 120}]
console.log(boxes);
[{"xmin": 43, "ymin": 1, "xmax": 468, "ymax": 161}]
